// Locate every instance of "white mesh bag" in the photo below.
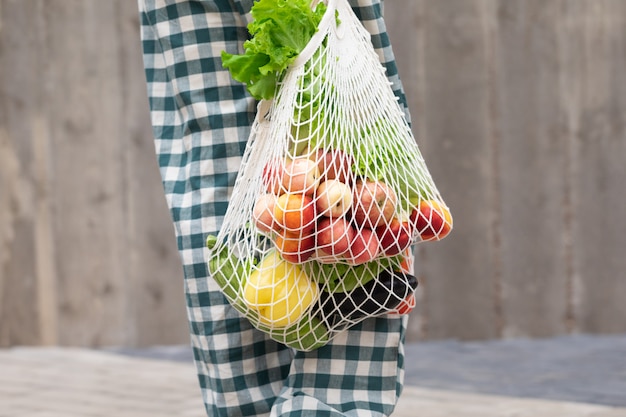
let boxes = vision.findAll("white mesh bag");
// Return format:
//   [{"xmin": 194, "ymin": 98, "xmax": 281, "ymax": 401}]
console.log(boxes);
[{"xmin": 206, "ymin": 0, "xmax": 452, "ymax": 351}]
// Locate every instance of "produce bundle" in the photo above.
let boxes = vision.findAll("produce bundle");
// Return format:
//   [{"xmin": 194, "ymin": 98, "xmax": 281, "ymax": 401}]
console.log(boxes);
[{"xmin": 207, "ymin": 0, "xmax": 452, "ymax": 351}]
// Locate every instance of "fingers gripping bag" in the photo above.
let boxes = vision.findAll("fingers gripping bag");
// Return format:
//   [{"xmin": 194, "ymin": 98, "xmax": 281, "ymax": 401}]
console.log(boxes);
[{"xmin": 206, "ymin": 0, "xmax": 452, "ymax": 351}]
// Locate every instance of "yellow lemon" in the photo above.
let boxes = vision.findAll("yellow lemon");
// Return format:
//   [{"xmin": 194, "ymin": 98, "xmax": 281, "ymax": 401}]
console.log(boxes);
[{"xmin": 243, "ymin": 251, "xmax": 318, "ymax": 328}]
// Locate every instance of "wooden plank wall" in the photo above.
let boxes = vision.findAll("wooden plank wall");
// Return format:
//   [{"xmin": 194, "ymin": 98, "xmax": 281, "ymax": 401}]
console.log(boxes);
[
  {"xmin": 0, "ymin": 0, "xmax": 625, "ymax": 347},
  {"xmin": 386, "ymin": 0, "xmax": 626, "ymax": 341},
  {"xmin": 0, "ymin": 0, "xmax": 188, "ymax": 347}
]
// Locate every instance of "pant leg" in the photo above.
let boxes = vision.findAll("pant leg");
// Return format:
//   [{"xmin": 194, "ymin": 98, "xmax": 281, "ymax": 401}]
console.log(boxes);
[
  {"xmin": 271, "ymin": 316, "xmax": 408, "ymax": 417},
  {"xmin": 138, "ymin": 1, "xmax": 293, "ymax": 416}
]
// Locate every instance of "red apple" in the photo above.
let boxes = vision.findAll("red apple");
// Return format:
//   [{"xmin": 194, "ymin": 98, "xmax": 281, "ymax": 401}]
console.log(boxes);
[
  {"xmin": 274, "ymin": 230, "xmax": 315, "ymax": 264},
  {"xmin": 352, "ymin": 180, "xmax": 397, "ymax": 229},
  {"xmin": 344, "ymin": 228, "xmax": 380, "ymax": 265},
  {"xmin": 399, "ymin": 249, "xmax": 413, "ymax": 273},
  {"xmin": 274, "ymin": 193, "xmax": 317, "ymax": 233},
  {"xmin": 376, "ymin": 217, "xmax": 412, "ymax": 256},
  {"xmin": 252, "ymin": 194, "xmax": 280, "ymax": 234},
  {"xmin": 313, "ymin": 148, "xmax": 355, "ymax": 184},
  {"xmin": 316, "ymin": 217, "xmax": 355, "ymax": 257},
  {"xmin": 411, "ymin": 200, "xmax": 453, "ymax": 241},
  {"xmin": 281, "ymin": 157, "xmax": 320, "ymax": 195},
  {"xmin": 315, "ymin": 179, "xmax": 352, "ymax": 218},
  {"xmin": 262, "ymin": 158, "xmax": 285, "ymax": 195},
  {"xmin": 393, "ymin": 294, "xmax": 416, "ymax": 315}
]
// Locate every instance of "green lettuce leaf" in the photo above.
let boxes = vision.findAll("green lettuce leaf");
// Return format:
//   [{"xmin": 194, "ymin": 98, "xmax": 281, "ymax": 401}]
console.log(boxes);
[{"xmin": 221, "ymin": 0, "xmax": 327, "ymax": 100}]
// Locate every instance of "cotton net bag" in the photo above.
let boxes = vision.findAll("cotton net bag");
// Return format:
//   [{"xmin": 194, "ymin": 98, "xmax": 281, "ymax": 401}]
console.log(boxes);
[{"xmin": 206, "ymin": 0, "xmax": 452, "ymax": 351}]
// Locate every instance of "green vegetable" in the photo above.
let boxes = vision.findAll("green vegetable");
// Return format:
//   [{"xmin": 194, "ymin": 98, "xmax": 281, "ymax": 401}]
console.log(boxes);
[
  {"xmin": 221, "ymin": 0, "xmax": 327, "ymax": 100},
  {"xmin": 351, "ymin": 124, "xmax": 432, "ymax": 212},
  {"xmin": 303, "ymin": 256, "xmax": 402, "ymax": 293},
  {"xmin": 267, "ymin": 315, "xmax": 329, "ymax": 351},
  {"xmin": 206, "ymin": 235, "xmax": 253, "ymax": 303}
]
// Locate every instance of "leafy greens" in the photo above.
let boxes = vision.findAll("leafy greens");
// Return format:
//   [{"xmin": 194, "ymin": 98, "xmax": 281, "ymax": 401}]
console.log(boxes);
[{"xmin": 221, "ymin": 0, "xmax": 327, "ymax": 100}]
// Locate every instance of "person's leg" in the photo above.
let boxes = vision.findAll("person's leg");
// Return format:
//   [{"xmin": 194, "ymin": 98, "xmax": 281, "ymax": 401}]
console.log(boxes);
[
  {"xmin": 139, "ymin": 0, "xmax": 412, "ymax": 416},
  {"xmin": 271, "ymin": 316, "xmax": 408, "ymax": 417},
  {"xmin": 139, "ymin": 1, "xmax": 292, "ymax": 416}
]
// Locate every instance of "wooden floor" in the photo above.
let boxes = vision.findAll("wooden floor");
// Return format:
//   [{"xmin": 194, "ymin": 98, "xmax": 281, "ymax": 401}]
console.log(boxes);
[
  {"xmin": 396, "ymin": 387, "xmax": 626, "ymax": 417},
  {"xmin": 1, "ymin": 346, "xmax": 625, "ymax": 417}
]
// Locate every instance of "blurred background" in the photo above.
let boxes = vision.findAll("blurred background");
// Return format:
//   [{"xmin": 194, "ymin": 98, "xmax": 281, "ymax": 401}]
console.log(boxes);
[{"xmin": 1, "ymin": 0, "xmax": 625, "ymax": 349}]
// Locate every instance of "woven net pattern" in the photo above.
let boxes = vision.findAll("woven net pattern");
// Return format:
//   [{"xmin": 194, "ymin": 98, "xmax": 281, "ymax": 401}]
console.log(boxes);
[{"xmin": 206, "ymin": 0, "xmax": 451, "ymax": 351}]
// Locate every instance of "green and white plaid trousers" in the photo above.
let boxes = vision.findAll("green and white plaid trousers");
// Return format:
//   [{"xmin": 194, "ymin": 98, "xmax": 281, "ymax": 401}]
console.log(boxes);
[{"xmin": 138, "ymin": 1, "xmax": 412, "ymax": 415}]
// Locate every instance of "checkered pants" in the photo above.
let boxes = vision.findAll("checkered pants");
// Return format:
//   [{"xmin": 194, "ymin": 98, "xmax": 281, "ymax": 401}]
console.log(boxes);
[{"xmin": 138, "ymin": 0, "xmax": 411, "ymax": 415}]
